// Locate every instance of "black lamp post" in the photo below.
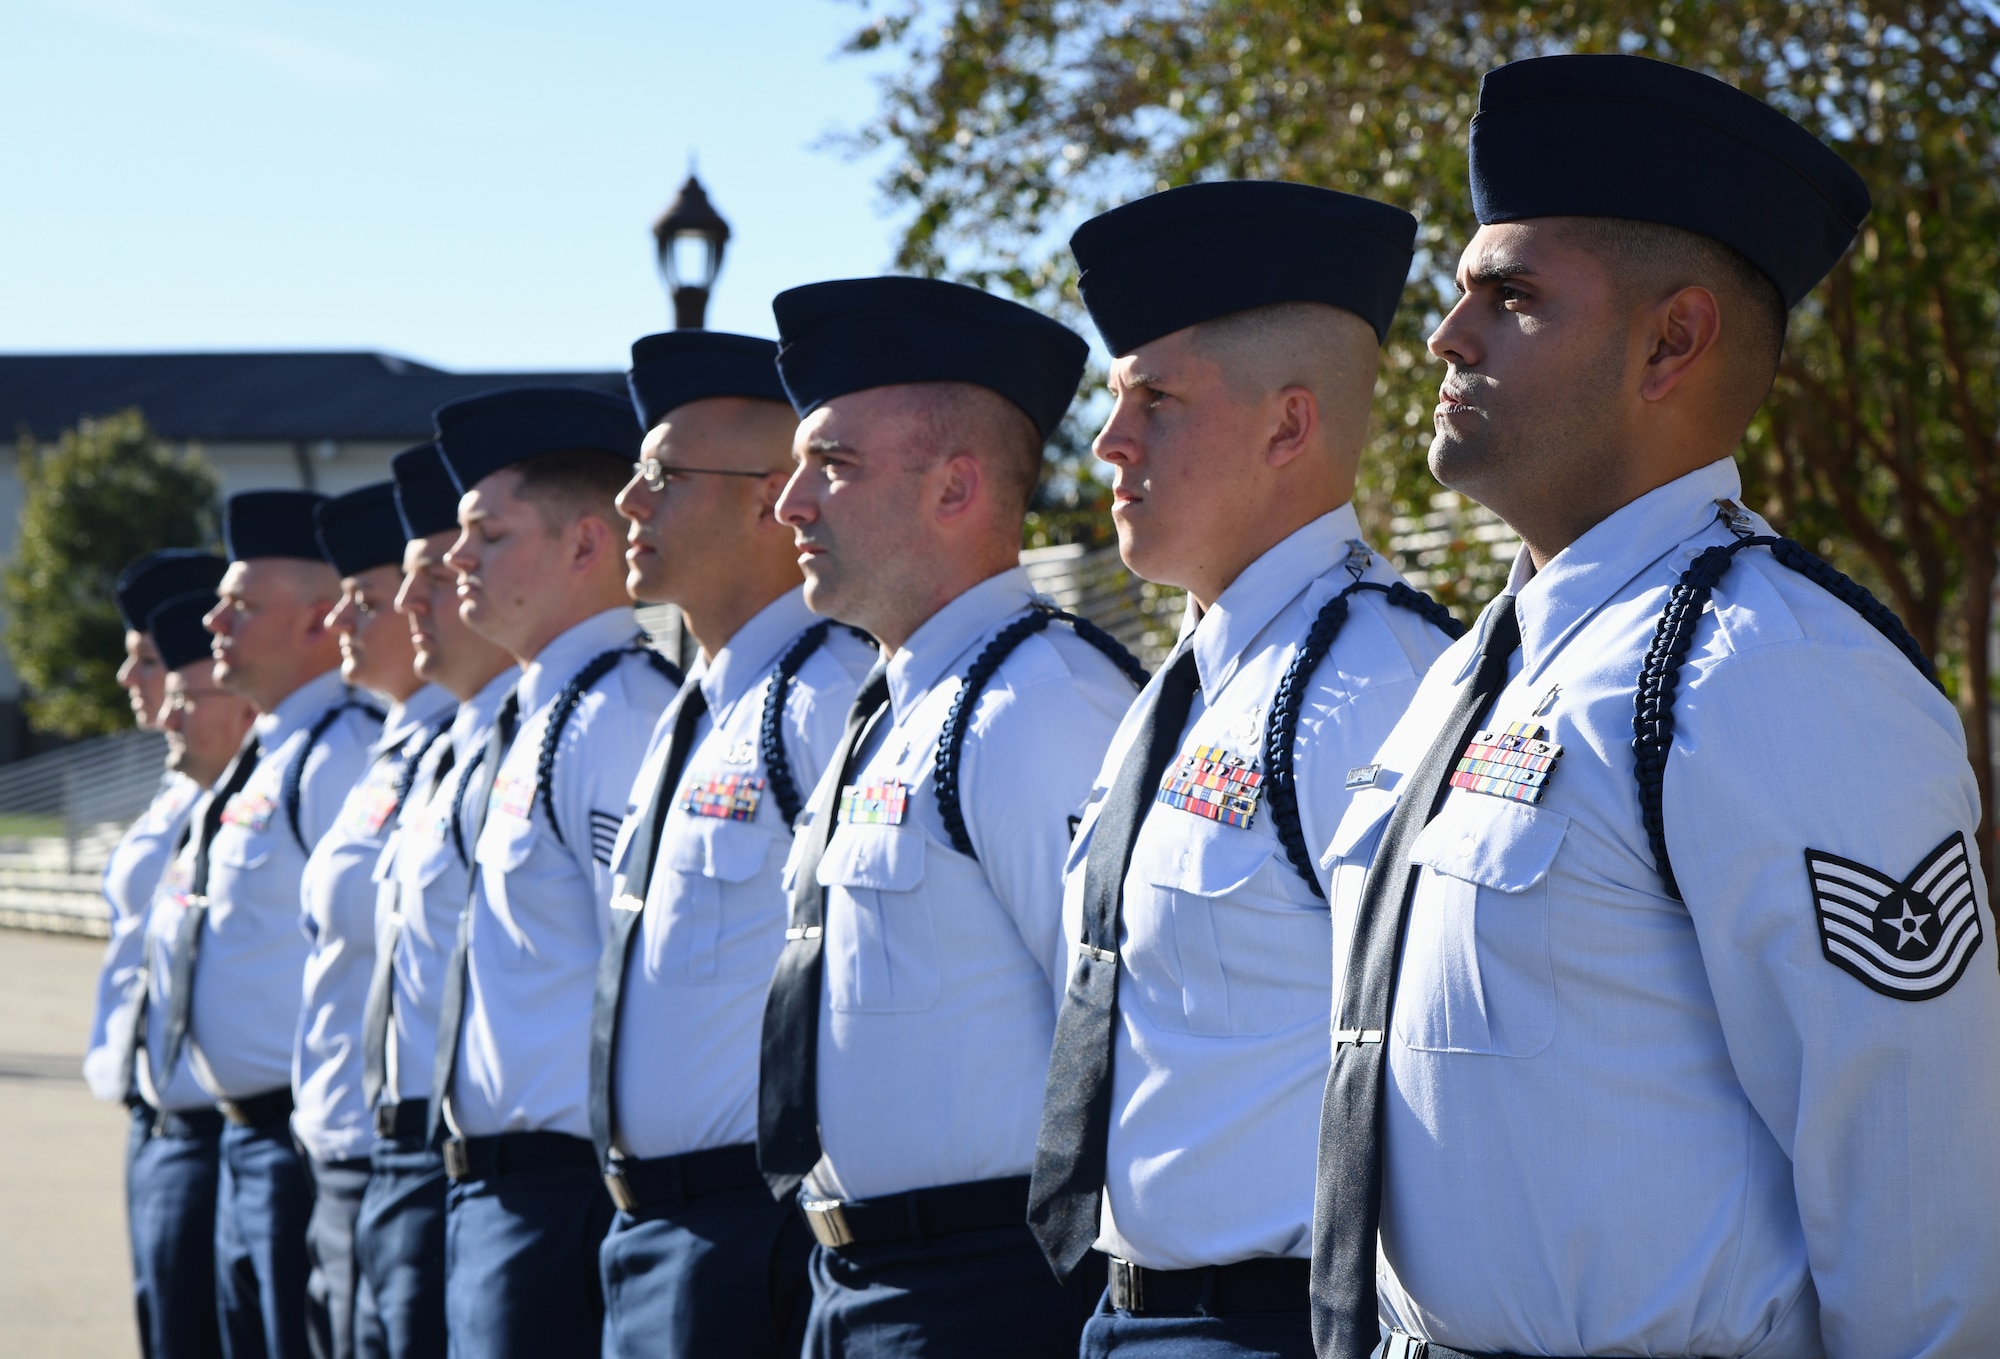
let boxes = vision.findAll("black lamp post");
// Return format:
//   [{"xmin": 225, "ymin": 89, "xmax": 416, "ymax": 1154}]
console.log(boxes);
[{"xmin": 652, "ymin": 173, "xmax": 731, "ymax": 330}]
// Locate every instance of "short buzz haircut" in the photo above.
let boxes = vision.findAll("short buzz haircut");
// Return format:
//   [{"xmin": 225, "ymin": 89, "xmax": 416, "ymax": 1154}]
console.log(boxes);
[
  {"xmin": 1555, "ymin": 217, "xmax": 1788, "ymax": 423},
  {"xmin": 508, "ymin": 448, "xmax": 630, "ymax": 531},
  {"xmin": 902, "ymin": 382, "xmax": 1046, "ymax": 519}
]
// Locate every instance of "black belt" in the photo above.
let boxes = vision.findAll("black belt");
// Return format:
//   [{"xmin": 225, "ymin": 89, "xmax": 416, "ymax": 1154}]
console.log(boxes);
[
  {"xmin": 373, "ymin": 1098, "xmax": 429, "ymax": 1141},
  {"xmin": 603, "ymin": 1143, "xmax": 763, "ymax": 1214},
  {"xmin": 1105, "ymin": 1255, "xmax": 1310, "ymax": 1316},
  {"xmin": 798, "ymin": 1174, "xmax": 1029, "ymax": 1251},
  {"xmin": 442, "ymin": 1131, "xmax": 596, "ymax": 1183},
  {"xmin": 217, "ymin": 1087, "xmax": 293, "ymax": 1129},
  {"xmin": 151, "ymin": 1106, "xmax": 225, "ymax": 1139}
]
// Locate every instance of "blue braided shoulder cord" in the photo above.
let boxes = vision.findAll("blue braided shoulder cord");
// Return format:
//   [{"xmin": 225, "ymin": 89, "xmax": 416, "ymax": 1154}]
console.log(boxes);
[
  {"xmin": 1262, "ymin": 580, "xmax": 1466, "ymax": 899},
  {"xmin": 532, "ymin": 643, "xmax": 685, "ymax": 847},
  {"xmin": 934, "ymin": 605, "xmax": 1147, "ymax": 861},
  {"xmin": 759, "ymin": 622, "xmax": 880, "ymax": 829},
  {"xmin": 1632, "ymin": 531, "xmax": 1940, "ymax": 900},
  {"xmin": 282, "ymin": 694, "xmax": 385, "ymax": 853}
]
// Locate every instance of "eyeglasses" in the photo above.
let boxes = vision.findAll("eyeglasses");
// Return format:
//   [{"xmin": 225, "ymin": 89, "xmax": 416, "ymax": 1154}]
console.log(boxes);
[{"xmin": 630, "ymin": 458, "xmax": 785, "ymax": 494}]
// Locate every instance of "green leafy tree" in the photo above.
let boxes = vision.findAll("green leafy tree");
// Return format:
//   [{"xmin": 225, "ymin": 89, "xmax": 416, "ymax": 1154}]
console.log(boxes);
[
  {"xmin": 838, "ymin": 0, "xmax": 2000, "ymax": 883},
  {"xmin": 5, "ymin": 410, "xmax": 221, "ymax": 737}
]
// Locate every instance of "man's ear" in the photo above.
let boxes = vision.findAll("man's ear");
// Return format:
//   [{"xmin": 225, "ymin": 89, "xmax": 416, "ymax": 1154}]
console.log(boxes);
[
  {"xmin": 754, "ymin": 469, "xmax": 790, "ymax": 527},
  {"xmin": 935, "ymin": 452, "xmax": 983, "ymax": 527},
  {"xmin": 1639, "ymin": 285, "xmax": 1724, "ymax": 403},
  {"xmin": 570, "ymin": 512, "xmax": 615, "ymax": 572},
  {"xmin": 1264, "ymin": 386, "xmax": 1320, "ymax": 470}
]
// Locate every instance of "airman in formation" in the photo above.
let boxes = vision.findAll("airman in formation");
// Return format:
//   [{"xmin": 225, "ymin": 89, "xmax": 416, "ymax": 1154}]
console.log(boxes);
[{"xmin": 85, "ymin": 50, "xmax": 1996, "ymax": 1359}]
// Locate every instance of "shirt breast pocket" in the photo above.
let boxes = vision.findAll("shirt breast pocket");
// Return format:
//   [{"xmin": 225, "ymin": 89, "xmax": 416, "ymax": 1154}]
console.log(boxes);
[
  {"xmin": 819, "ymin": 824, "xmax": 936, "ymax": 1014},
  {"xmin": 1396, "ymin": 794, "xmax": 1568, "ymax": 1058},
  {"xmin": 651, "ymin": 818, "xmax": 774, "ymax": 983},
  {"xmin": 212, "ymin": 829, "xmax": 272, "ymax": 874},
  {"xmin": 474, "ymin": 811, "xmax": 543, "ymax": 969},
  {"xmin": 1134, "ymin": 823, "xmax": 1325, "ymax": 1037}
]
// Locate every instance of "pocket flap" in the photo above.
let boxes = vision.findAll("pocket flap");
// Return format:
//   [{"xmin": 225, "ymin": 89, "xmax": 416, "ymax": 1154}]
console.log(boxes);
[
  {"xmin": 817, "ymin": 823, "xmax": 927, "ymax": 892},
  {"xmin": 665, "ymin": 817, "xmax": 774, "ymax": 884},
  {"xmin": 213, "ymin": 837, "xmax": 271, "ymax": 872},
  {"xmin": 475, "ymin": 813, "xmax": 538, "ymax": 873},
  {"xmin": 1409, "ymin": 794, "xmax": 1569, "ymax": 893},
  {"xmin": 1134, "ymin": 819, "xmax": 1273, "ymax": 898},
  {"xmin": 1324, "ymin": 787, "xmax": 1401, "ymax": 867}
]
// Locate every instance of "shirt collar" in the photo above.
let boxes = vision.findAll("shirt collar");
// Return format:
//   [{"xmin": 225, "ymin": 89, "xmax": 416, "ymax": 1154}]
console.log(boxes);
[
  {"xmin": 1502, "ymin": 457, "xmax": 1741, "ymax": 681},
  {"xmin": 378, "ymin": 684, "xmax": 456, "ymax": 754},
  {"xmin": 253, "ymin": 668, "xmax": 349, "ymax": 746},
  {"xmin": 700, "ymin": 587, "xmax": 820, "ymax": 718},
  {"xmin": 451, "ymin": 666, "xmax": 520, "ymax": 756},
  {"xmin": 1184, "ymin": 504, "xmax": 1368, "ymax": 696},
  {"xmin": 886, "ymin": 567, "xmax": 1037, "ymax": 720},
  {"xmin": 517, "ymin": 607, "xmax": 641, "ymax": 718}
]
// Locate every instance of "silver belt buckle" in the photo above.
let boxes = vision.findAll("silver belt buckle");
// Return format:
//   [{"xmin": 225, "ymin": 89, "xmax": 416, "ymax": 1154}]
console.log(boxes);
[
  {"xmin": 800, "ymin": 1197, "xmax": 855, "ymax": 1249},
  {"xmin": 1107, "ymin": 1255, "xmax": 1144, "ymax": 1312},
  {"xmin": 442, "ymin": 1136, "xmax": 471, "ymax": 1182},
  {"xmin": 218, "ymin": 1099, "xmax": 251, "ymax": 1127},
  {"xmin": 603, "ymin": 1163, "xmax": 638, "ymax": 1214}
]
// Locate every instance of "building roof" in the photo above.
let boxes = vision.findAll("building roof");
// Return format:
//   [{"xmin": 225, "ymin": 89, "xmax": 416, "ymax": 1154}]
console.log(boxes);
[{"xmin": 0, "ymin": 351, "xmax": 626, "ymax": 443}]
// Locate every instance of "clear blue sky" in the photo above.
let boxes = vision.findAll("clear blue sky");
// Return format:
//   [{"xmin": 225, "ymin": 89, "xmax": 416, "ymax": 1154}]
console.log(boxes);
[{"xmin": 0, "ymin": 0, "xmax": 907, "ymax": 371}]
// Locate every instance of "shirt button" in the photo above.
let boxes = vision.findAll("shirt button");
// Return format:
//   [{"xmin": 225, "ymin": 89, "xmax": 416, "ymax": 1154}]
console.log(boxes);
[{"xmin": 1458, "ymin": 834, "xmax": 1476, "ymax": 857}]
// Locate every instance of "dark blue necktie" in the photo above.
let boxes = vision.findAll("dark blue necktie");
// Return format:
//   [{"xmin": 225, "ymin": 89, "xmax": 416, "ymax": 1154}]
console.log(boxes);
[
  {"xmin": 1027, "ymin": 645, "xmax": 1201, "ymax": 1278},
  {"xmin": 756, "ymin": 663, "xmax": 891, "ymax": 1199},
  {"xmin": 1310, "ymin": 596, "xmax": 1520, "ymax": 1357},
  {"xmin": 158, "ymin": 735, "xmax": 261, "ymax": 1085},
  {"xmin": 588, "ymin": 677, "xmax": 709, "ymax": 1170}
]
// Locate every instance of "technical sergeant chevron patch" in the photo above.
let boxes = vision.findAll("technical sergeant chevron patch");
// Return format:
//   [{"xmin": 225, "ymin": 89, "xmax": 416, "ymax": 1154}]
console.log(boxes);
[{"xmin": 1806, "ymin": 831, "xmax": 1981, "ymax": 1001}]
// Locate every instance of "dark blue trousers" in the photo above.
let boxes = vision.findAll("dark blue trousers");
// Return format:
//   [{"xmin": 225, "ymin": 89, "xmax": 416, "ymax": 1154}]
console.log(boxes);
[
  {"xmin": 1080, "ymin": 1297, "xmax": 1316, "ymax": 1358},
  {"xmin": 354, "ymin": 1140, "xmax": 448, "ymax": 1359},
  {"xmin": 599, "ymin": 1182, "xmax": 811, "ymax": 1359},
  {"xmin": 307, "ymin": 1157, "xmax": 382, "ymax": 1359},
  {"xmin": 216, "ymin": 1121, "xmax": 314, "ymax": 1359},
  {"xmin": 804, "ymin": 1222, "xmax": 1103, "ymax": 1359},
  {"xmin": 443, "ymin": 1161, "xmax": 614, "ymax": 1358},
  {"xmin": 128, "ymin": 1106, "xmax": 226, "ymax": 1359}
]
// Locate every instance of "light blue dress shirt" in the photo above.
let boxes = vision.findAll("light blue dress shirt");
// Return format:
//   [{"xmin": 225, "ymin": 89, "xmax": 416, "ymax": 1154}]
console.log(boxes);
[
  {"xmin": 294, "ymin": 684, "xmax": 455, "ymax": 1163},
  {"xmin": 1326, "ymin": 459, "xmax": 2000, "ymax": 1358},
  {"xmin": 790, "ymin": 567, "xmax": 1135, "ymax": 1203},
  {"xmin": 609, "ymin": 588, "xmax": 875, "ymax": 1160},
  {"xmin": 85, "ymin": 771, "xmax": 200, "ymax": 1102},
  {"xmin": 189, "ymin": 668, "xmax": 381, "ymax": 1100},
  {"xmin": 378, "ymin": 668, "xmax": 517, "ymax": 1104},
  {"xmin": 449, "ymin": 608, "xmax": 675, "ymax": 1139},
  {"xmin": 1065, "ymin": 506, "xmax": 1452, "ymax": 1271}
]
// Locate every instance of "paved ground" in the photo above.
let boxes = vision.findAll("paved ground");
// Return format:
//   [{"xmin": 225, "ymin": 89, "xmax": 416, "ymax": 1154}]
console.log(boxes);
[{"xmin": 0, "ymin": 927, "xmax": 137, "ymax": 1357}]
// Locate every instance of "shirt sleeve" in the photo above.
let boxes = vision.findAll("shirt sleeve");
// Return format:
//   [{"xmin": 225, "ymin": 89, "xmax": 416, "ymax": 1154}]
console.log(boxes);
[
  {"xmin": 298, "ymin": 710, "xmax": 383, "ymax": 849},
  {"xmin": 554, "ymin": 671, "xmax": 673, "ymax": 917},
  {"xmin": 1664, "ymin": 642, "xmax": 2000, "ymax": 1358}
]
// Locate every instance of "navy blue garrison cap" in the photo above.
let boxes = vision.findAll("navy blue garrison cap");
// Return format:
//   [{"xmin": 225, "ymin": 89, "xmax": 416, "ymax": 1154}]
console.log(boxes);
[
  {"xmin": 628, "ymin": 331, "xmax": 788, "ymax": 431},
  {"xmin": 390, "ymin": 442, "xmax": 460, "ymax": 540},
  {"xmin": 147, "ymin": 591, "xmax": 221, "ymax": 672},
  {"xmin": 432, "ymin": 386, "xmax": 641, "ymax": 493},
  {"xmin": 115, "ymin": 549, "xmax": 225, "ymax": 632},
  {"xmin": 1071, "ymin": 181, "xmax": 1417, "ymax": 353},
  {"xmin": 1469, "ymin": 54, "xmax": 1871, "ymax": 308},
  {"xmin": 773, "ymin": 277, "xmax": 1089, "ymax": 441},
  {"xmin": 224, "ymin": 491, "xmax": 331, "ymax": 564},
  {"xmin": 314, "ymin": 482, "xmax": 408, "ymax": 579}
]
